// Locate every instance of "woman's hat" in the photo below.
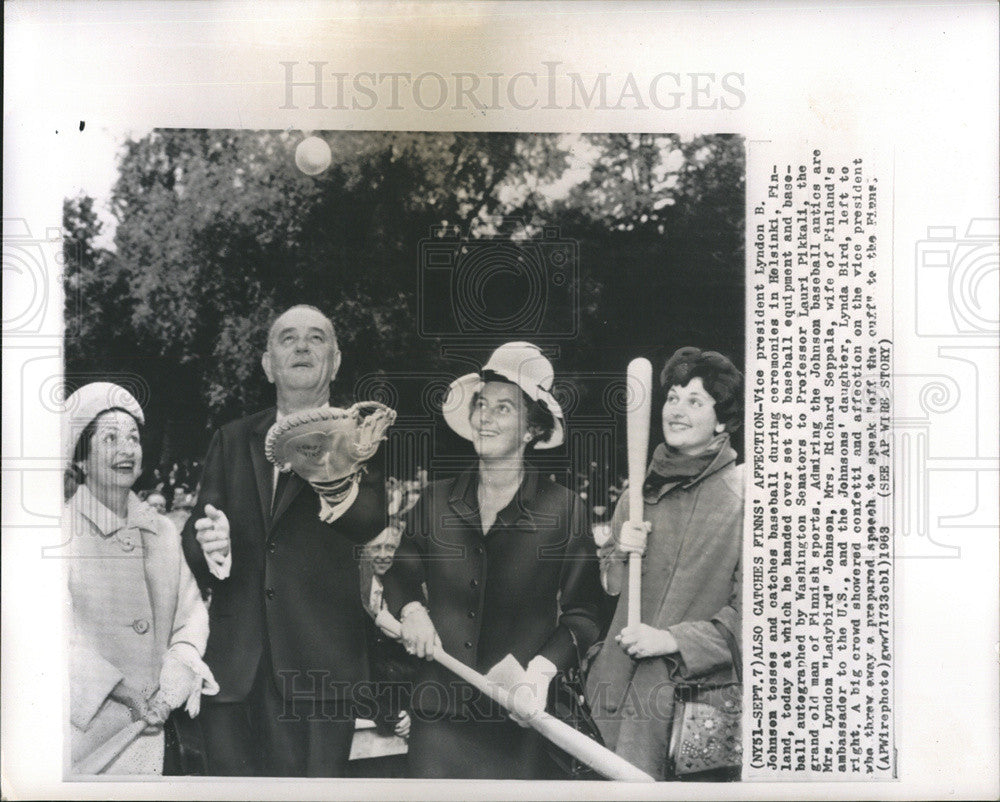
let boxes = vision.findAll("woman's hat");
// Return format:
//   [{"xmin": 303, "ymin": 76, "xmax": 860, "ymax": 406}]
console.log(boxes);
[
  {"xmin": 62, "ymin": 382, "xmax": 145, "ymax": 464},
  {"xmin": 442, "ymin": 342, "xmax": 564, "ymax": 449}
]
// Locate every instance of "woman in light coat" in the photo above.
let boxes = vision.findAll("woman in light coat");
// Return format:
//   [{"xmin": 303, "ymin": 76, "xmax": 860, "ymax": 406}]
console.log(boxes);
[
  {"xmin": 585, "ymin": 348, "xmax": 744, "ymax": 781},
  {"xmin": 64, "ymin": 382, "xmax": 217, "ymax": 775}
]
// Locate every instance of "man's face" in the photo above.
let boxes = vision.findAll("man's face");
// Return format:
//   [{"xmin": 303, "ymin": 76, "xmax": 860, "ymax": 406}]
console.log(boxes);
[
  {"xmin": 261, "ymin": 307, "xmax": 341, "ymax": 394},
  {"xmin": 363, "ymin": 526, "xmax": 403, "ymax": 576}
]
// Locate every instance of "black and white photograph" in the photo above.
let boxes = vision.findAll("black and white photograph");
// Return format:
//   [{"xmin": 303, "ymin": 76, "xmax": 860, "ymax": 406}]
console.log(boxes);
[
  {"xmin": 59, "ymin": 129, "xmax": 745, "ymax": 781},
  {"xmin": 3, "ymin": 2, "xmax": 998, "ymax": 800}
]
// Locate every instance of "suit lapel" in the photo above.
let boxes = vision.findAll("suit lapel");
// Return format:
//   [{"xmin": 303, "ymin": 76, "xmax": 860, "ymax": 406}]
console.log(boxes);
[
  {"xmin": 270, "ymin": 471, "xmax": 306, "ymax": 529},
  {"xmin": 250, "ymin": 411, "xmax": 276, "ymax": 532}
]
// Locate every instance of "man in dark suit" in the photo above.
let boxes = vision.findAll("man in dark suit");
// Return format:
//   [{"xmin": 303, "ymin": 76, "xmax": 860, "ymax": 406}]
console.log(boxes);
[{"xmin": 181, "ymin": 304, "xmax": 386, "ymax": 776}]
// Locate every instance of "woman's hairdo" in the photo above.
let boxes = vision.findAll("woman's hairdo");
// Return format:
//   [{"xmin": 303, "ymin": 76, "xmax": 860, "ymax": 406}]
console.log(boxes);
[
  {"xmin": 471, "ymin": 372, "xmax": 556, "ymax": 448},
  {"xmin": 660, "ymin": 347, "xmax": 744, "ymax": 433}
]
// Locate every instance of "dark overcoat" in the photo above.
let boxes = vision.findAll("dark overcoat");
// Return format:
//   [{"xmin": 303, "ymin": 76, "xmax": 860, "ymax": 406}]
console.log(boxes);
[
  {"xmin": 181, "ymin": 407, "xmax": 387, "ymax": 704},
  {"xmin": 381, "ymin": 464, "xmax": 603, "ymax": 778}
]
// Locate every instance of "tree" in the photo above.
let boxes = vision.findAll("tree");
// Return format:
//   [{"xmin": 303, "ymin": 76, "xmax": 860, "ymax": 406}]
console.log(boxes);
[
  {"xmin": 73, "ymin": 130, "xmax": 572, "ymax": 462},
  {"xmin": 65, "ymin": 130, "xmax": 744, "ymax": 470},
  {"xmin": 549, "ymin": 133, "xmax": 745, "ymax": 374}
]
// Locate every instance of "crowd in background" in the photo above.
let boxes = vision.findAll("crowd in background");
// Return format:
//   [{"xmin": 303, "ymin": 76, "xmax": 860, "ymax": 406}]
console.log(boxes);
[
  {"xmin": 136, "ymin": 460, "xmax": 627, "ymax": 550},
  {"xmin": 135, "ymin": 459, "xmax": 201, "ymax": 530}
]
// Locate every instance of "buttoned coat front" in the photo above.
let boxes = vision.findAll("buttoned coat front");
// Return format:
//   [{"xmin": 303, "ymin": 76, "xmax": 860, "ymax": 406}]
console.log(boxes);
[
  {"xmin": 382, "ymin": 465, "xmax": 603, "ymax": 717},
  {"xmin": 66, "ymin": 485, "xmax": 209, "ymax": 774},
  {"xmin": 180, "ymin": 407, "xmax": 387, "ymax": 704}
]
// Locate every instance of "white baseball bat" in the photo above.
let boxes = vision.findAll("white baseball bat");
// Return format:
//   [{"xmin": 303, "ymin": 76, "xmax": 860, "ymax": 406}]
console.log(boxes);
[
  {"xmin": 375, "ymin": 610, "xmax": 654, "ymax": 782},
  {"xmin": 72, "ymin": 719, "xmax": 148, "ymax": 775},
  {"xmin": 626, "ymin": 358, "xmax": 653, "ymax": 629}
]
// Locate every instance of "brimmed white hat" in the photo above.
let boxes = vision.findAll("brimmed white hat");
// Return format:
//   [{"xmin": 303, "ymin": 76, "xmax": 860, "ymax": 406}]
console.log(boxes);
[
  {"xmin": 442, "ymin": 342, "xmax": 564, "ymax": 449},
  {"xmin": 62, "ymin": 382, "xmax": 145, "ymax": 464}
]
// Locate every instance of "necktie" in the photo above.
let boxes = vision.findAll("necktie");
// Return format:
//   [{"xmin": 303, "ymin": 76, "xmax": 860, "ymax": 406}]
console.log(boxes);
[{"xmin": 271, "ymin": 470, "xmax": 290, "ymax": 516}]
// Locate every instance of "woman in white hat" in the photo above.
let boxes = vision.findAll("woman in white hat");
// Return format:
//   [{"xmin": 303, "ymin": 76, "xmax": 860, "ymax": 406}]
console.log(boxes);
[
  {"xmin": 63, "ymin": 382, "xmax": 217, "ymax": 775},
  {"xmin": 380, "ymin": 343, "xmax": 603, "ymax": 779}
]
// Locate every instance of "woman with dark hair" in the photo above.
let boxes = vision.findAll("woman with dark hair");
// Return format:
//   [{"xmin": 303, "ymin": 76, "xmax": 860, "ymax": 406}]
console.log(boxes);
[
  {"xmin": 381, "ymin": 342, "xmax": 603, "ymax": 779},
  {"xmin": 585, "ymin": 347, "xmax": 744, "ymax": 781},
  {"xmin": 63, "ymin": 382, "xmax": 217, "ymax": 774}
]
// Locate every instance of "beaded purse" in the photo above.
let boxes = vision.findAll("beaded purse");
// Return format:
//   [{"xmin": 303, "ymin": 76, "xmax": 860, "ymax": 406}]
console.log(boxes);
[{"xmin": 667, "ymin": 623, "xmax": 742, "ymax": 778}]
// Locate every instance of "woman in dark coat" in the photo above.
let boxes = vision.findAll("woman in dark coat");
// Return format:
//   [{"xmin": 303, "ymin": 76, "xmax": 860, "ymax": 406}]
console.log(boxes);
[
  {"xmin": 381, "ymin": 342, "xmax": 603, "ymax": 779},
  {"xmin": 585, "ymin": 348, "xmax": 744, "ymax": 781}
]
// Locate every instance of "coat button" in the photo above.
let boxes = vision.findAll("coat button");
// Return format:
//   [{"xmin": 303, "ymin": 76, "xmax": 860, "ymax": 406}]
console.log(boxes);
[
  {"xmin": 474, "ymin": 545, "xmax": 483, "ymax": 555},
  {"xmin": 265, "ymin": 587, "xmax": 275, "ymax": 599},
  {"xmin": 470, "ymin": 578, "xmax": 479, "ymax": 588},
  {"xmin": 267, "ymin": 541, "xmax": 276, "ymax": 553},
  {"xmin": 464, "ymin": 641, "xmax": 473, "ymax": 649},
  {"xmin": 132, "ymin": 618, "xmax": 150, "ymax": 634},
  {"xmin": 468, "ymin": 610, "xmax": 476, "ymax": 618}
]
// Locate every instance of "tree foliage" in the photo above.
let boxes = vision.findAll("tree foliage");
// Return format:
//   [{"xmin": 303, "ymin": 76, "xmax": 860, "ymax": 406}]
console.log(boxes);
[{"xmin": 64, "ymin": 130, "xmax": 743, "ymax": 466}]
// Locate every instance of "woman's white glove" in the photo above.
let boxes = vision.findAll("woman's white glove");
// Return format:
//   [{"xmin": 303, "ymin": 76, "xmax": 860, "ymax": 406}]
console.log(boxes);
[
  {"xmin": 151, "ymin": 643, "xmax": 220, "ymax": 718},
  {"xmin": 399, "ymin": 602, "xmax": 440, "ymax": 661},
  {"xmin": 155, "ymin": 651, "xmax": 198, "ymax": 709},
  {"xmin": 615, "ymin": 520, "xmax": 651, "ymax": 556},
  {"xmin": 508, "ymin": 655, "xmax": 558, "ymax": 728}
]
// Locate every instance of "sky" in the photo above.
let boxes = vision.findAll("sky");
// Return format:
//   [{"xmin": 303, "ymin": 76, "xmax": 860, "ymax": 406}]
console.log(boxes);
[{"xmin": 64, "ymin": 124, "xmax": 152, "ymax": 250}]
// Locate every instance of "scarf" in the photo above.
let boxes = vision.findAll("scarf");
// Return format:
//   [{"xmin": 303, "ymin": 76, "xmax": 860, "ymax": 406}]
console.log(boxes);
[{"xmin": 642, "ymin": 433, "xmax": 730, "ymax": 497}]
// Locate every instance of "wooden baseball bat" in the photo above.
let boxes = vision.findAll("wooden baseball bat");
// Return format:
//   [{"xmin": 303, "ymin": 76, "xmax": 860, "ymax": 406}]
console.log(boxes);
[
  {"xmin": 72, "ymin": 718, "xmax": 148, "ymax": 775},
  {"xmin": 626, "ymin": 358, "xmax": 653, "ymax": 629},
  {"xmin": 374, "ymin": 610, "xmax": 654, "ymax": 782}
]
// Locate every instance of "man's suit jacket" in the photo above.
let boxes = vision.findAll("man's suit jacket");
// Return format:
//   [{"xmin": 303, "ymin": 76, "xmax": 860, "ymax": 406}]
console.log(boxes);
[{"xmin": 181, "ymin": 407, "xmax": 387, "ymax": 703}]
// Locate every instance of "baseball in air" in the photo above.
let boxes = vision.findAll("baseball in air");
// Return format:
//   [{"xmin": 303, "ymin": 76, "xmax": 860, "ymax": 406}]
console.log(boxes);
[{"xmin": 295, "ymin": 136, "xmax": 332, "ymax": 175}]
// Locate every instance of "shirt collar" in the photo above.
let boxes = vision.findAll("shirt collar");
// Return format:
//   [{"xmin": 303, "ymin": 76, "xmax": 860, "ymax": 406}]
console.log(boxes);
[
  {"xmin": 449, "ymin": 463, "xmax": 541, "ymax": 532},
  {"xmin": 275, "ymin": 402, "xmax": 332, "ymax": 424},
  {"xmin": 70, "ymin": 483, "xmax": 159, "ymax": 537}
]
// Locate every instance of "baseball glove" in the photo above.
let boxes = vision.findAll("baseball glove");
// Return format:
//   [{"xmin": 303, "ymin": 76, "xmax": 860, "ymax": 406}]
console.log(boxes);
[{"xmin": 264, "ymin": 401, "xmax": 397, "ymax": 522}]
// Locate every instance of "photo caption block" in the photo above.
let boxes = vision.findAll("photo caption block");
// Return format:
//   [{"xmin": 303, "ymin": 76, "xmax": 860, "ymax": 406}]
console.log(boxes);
[{"xmin": 746, "ymin": 143, "xmax": 895, "ymax": 778}]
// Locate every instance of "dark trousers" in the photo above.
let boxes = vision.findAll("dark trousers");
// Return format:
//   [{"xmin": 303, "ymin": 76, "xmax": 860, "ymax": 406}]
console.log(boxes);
[{"xmin": 199, "ymin": 654, "xmax": 355, "ymax": 777}]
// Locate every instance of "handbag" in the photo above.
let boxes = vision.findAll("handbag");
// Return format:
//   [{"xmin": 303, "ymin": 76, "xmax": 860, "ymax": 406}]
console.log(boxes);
[
  {"xmin": 543, "ymin": 635, "xmax": 606, "ymax": 780},
  {"xmin": 667, "ymin": 622, "xmax": 742, "ymax": 779}
]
